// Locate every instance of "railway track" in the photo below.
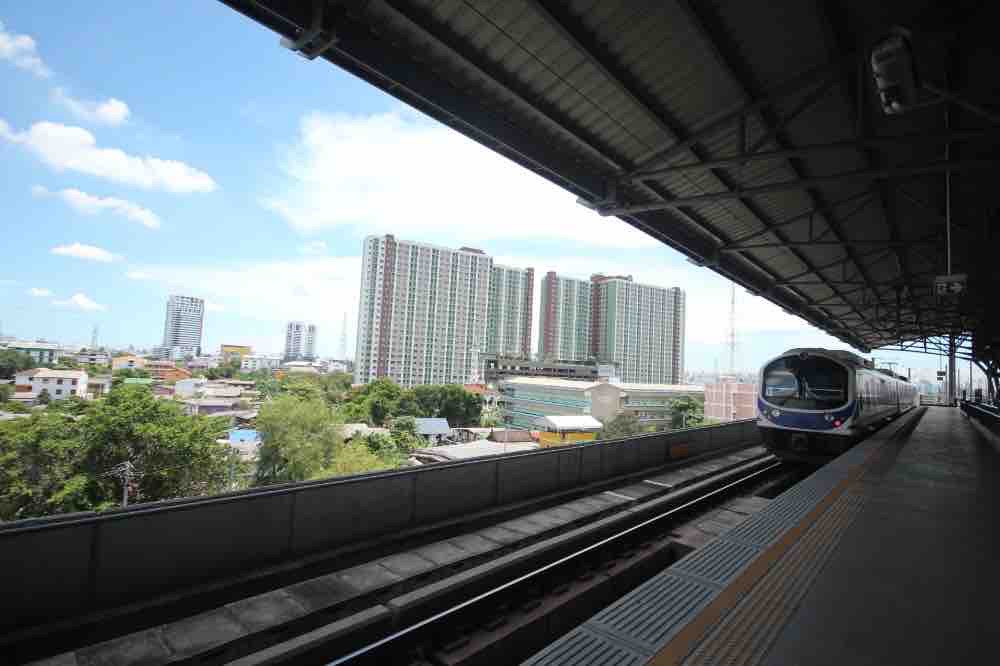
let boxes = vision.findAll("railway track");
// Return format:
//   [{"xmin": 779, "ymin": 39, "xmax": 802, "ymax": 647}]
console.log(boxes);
[
  {"xmin": 15, "ymin": 446, "xmax": 788, "ymax": 665},
  {"xmin": 229, "ymin": 458, "xmax": 788, "ymax": 666}
]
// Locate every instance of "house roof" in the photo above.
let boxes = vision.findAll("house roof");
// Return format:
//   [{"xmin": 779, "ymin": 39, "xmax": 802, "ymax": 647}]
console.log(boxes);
[
  {"xmin": 413, "ymin": 417, "xmax": 452, "ymax": 436},
  {"xmin": 539, "ymin": 415, "xmax": 604, "ymax": 431},
  {"xmin": 412, "ymin": 440, "xmax": 538, "ymax": 462},
  {"xmin": 21, "ymin": 368, "xmax": 87, "ymax": 380}
]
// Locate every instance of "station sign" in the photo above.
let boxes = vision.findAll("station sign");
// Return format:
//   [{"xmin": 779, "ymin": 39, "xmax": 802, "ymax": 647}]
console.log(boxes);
[
  {"xmin": 936, "ymin": 371, "xmax": 946, "ymax": 381},
  {"xmin": 934, "ymin": 273, "xmax": 967, "ymax": 297}
]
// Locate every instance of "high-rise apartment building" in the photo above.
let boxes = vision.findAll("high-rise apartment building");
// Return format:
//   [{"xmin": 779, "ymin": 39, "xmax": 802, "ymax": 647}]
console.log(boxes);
[
  {"xmin": 161, "ymin": 295, "xmax": 204, "ymax": 359},
  {"xmin": 284, "ymin": 321, "xmax": 317, "ymax": 360},
  {"xmin": 538, "ymin": 272, "xmax": 592, "ymax": 361},
  {"xmin": 486, "ymin": 265, "xmax": 533, "ymax": 359},
  {"xmin": 590, "ymin": 275, "xmax": 685, "ymax": 384},
  {"xmin": 355, "ymin": 235, "xmax": 502, "ymax": 387}
]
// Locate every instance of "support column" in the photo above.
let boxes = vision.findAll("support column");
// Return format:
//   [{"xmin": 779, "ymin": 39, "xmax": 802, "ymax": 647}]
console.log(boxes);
[{"xmin": 948, "ymin": 335, "xmax": 957, "ymax": 406}]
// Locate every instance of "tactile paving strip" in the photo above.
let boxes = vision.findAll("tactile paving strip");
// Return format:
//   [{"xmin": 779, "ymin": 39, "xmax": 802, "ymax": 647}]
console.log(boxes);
[{"xmin": 682, "ymin": 487, "xmax": 870, "ymax": 666}]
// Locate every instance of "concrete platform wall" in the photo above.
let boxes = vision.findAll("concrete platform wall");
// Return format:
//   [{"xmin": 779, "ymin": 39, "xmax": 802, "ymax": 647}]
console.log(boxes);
[{"xmin": 0, "ymin": 420, "xmax": 759, "ymax": 632}]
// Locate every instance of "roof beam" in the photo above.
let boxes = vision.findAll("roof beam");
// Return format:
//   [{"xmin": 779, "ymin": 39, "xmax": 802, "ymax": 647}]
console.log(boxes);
[
  {"xmin": 599, "ymin": 159, "xmax": 1000, "ymax": 216},
  {"xmin": 626, "ymin": 127, "xmax": 1000, "ymax": 181}
]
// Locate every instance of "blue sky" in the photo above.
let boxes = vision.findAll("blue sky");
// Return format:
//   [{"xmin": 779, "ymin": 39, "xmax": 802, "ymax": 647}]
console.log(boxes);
[{"xmin": 0, "ymin": 2, "xmax": 958, "ymax": 379}]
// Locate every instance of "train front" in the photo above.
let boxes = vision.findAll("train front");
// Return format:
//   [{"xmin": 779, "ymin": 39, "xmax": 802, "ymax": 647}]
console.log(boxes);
[{"xmin": 756, "ymin": 350, "xmax": 856, "ymax": 462}]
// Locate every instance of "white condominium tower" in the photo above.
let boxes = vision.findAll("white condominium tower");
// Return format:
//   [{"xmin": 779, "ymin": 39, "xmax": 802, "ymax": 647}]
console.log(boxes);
[
  {"xmin": 161, "ymin": 295, "xmax": 204, "ymax": 358},
  {"xmin": 486, "ymin": 265, "xmax": 534, "ymax": 359},
  {"xmin": 538, "ymin": 272, "xmax": 592, "ymax": 361},
  {"xmin": 591, "ymin": 275, "xmax": 685, "ymax": 384},
  {"xmin": 356, "ymin": 235, "xmax": 526, "ymax": 387},
  {"xmin": 285, "ymin": 321, "xmax": 317, "ymax": 360}
]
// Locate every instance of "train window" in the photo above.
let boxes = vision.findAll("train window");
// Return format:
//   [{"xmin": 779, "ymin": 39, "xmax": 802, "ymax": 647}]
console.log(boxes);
[{"xmin": 762, "ymin": 356, "xmax": 849, "ymax": 410}]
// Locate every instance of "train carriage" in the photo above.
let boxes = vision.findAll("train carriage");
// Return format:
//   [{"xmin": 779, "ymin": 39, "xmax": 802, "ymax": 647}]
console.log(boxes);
[{"xmin": 757, "ymin": 348, "xmax": 918, "ymax": 463}]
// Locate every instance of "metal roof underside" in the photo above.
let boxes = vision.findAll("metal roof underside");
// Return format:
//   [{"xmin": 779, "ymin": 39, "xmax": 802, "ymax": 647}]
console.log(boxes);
[{"xmin": 221, "ymin": 0, "xmax": 1000, "ymax": 359}]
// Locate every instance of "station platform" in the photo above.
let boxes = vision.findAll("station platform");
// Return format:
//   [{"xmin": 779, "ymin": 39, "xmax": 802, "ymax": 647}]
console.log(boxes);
[{"xmin": 527, "ymin": 406, "xmax": 1000, "ymax": 665}]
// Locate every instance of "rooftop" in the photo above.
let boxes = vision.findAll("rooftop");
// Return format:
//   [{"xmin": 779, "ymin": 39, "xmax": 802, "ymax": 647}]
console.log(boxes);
[
  {"xmin": 413, "ymin": 417, "xmax": 452, "ymax": 436},
  {"xmin": 412, "ymin": 440, "xmax": 538, "ymax": 462},
  {"xmin": 539, "ymin": 415, "xmax": 604, "ymax": 431},
  {"xmin": 17, "ymin": 368, "xmax": 88, "ymax": 380}
]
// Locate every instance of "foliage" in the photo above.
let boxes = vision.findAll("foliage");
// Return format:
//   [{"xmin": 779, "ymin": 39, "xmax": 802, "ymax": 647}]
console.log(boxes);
[
  {"xmin": 312, "ymin": 441, "xmax": 388, "ymax": 479},
  {"xmin": 254, "ymin": 395, "xmax": 342, "ymax": 485},
  {"xmin": 0, "ymin": 384, "xmax": 12, "ymax": 403},
  {"xmin": 54, "ymin": 357, "xmax": 81, "ymax": 370},
  {"xmin": 0, "ymin": 385, "xmax": 237, "ymax": 521},
  {"xmin": 0, "ymin": 349, "xmax": 35, "ymax": 379},
  {"xmin": 205, "ymin": 358, "xmax": 243, "ymax": 380},
  {"xmin": 1, "ymin": 400, "xmax": 28, "ymax": 414},
  {"xmin": 668, "ymin": 395, "xmax": 705, "ymax": 429},
  {"xmin": 597, "ymin": 414, "xmax": 645, "ymax": 441},
  {"xmin": 111, "ymin": 367, "xmax": 151, "ymax": 388},
  {"xmin": 389, "ymin": 416, "xmax": 423, "ymax": 452},
  {"xmin": 46, "ymin": 395, "xmax": 93, "ymax": 416},
  {"xmin": 333, "ymin": 380, "xmax": 481, "ymax": 427},
  {"xmin": 37, "ymin": 389, "xmax": 51, "ymax": 406}
]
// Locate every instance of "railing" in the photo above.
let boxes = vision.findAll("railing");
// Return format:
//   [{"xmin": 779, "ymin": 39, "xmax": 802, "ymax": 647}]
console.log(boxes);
[
  {"xmin": 0, "ymin": 419, "xmax": 758, "ymax": 634},
  {"xmin": 961, "ymin": 400, "xmax": 1000, "ymax": 438}
]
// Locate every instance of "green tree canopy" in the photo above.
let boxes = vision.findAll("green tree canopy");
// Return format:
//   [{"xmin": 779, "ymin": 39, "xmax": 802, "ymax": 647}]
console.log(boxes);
[
  {"xmin": 668, "ymin": 395, "xmax": 705, "ymax": 429},
  {"xmin": 597, "ymin": 414, "xmax": 645, "ymax": 441},
  {"xmin": 0, "ymin": 349, "xmax": 35, "ymax": 379},
  {"xmin": 255, "ymin": 395, "xmax": 342, "ymax": 485}
]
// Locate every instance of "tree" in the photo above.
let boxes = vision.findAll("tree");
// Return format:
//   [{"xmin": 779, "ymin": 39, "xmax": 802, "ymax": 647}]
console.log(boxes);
[
  {"xmin": 313, "ymin": 441, "xmax": 388, "ymax": 479},
  {"xmin": 668, "ymin": 395, "xmax": 705, "ymax": 429},
  {"xmin": 81, "ymin": 385, "xmax": 235, "ymax": 504},
  {"xmin": 54, "ymin": 357, "xmax": 80, "ymax": 370},
  {"xmin": 0, "ymin": 413, "xmax": 93, "ymax": 520},
  {"xmin": 0, "ymin": 349, "xmax": 35, "ymax": 379},
  {"xmin": 1, "ymin": 400, "xmax": 28, "ymax": 414},
  {"xmin": 0, "ymin": 384, "xmax": 12, "ymax": 403},
  {"xmin": 37, "ymin": 389, "xmax": 51, "ymax": 406},
  {"xmin": 46, "ymin": 395, "xmax": 92, "ymax": 416},
  {"xmin": 597, "ymin": 414, "xmax": 644, "ymax": 440},
  {"xmin": 255, "ymin": 395, "xmax": 342, "ymax": 485},
  {"xmin": 389, "ymin": 416, "xmax": 423, "ymax": 453}
]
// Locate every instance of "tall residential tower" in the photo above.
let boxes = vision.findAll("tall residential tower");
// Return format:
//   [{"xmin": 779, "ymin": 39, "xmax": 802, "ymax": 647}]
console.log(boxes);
[
  {"xmin": 161, "ymin": 295, "xmax": 204, "ymax": 359},
  {"xmin": 284, "ymin": 321, "xmax": 317, "ymax": 360},
  {"xmin": 486, "ymin": 265, "xmax": 534, "ymax": 359},
  {"xmin": 538, "ymin": 272, "xmax": 592, "ymax": 361},
  {"xmin": 355, "ymin": 235, "xmax": 505, "ymax": 387},
  {"xmin": 590, "ymin": 275, "xmax": 685, "ymax": 384}
]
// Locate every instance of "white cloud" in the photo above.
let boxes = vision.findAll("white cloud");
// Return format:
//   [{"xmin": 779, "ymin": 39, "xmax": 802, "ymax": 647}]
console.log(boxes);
[
  {"xmin": 299, "ymin": 240, "xmax": 328, "ymax": 255},
  {"xmin": 0, "ymin": 120, "xmax": 216, "ymax": 193},
  {"xmin": 125, "ymin": 270, "xmax": 151, "ymax": 280},
  {"xmin": 127, "ymin": 256, "xmax": 361, "ymax": 356},
  {"xmin": 263, "ymin": 110, "xmax": 655, "ymax": 249},
  {"xmin": 27, "ymin": 287, "xmax": 52, "ymax": 297},
  {"xmin": 0, "ymin": 20, "xmax": 51, "ymax": 78},
  {"xmin": 52, "ymin": 87, "xmax": 130, "ymax": 126},
  {"xmin": 53, "ymin": 292, "xmax": 106, "ymax": 311},
  {"xmin": 33, "ymin": 185, "xmax": 160, "ymax": 229},
  {"xmin": 51, "ymin": 242, "xmax": 118, "ymax": 262},
  {"xmin": 206, "ymin": 301, "xmax": 225, "ymax": 312}
]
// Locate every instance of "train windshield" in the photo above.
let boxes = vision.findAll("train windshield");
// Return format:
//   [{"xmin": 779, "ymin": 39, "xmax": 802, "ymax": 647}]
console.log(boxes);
[{"xmin": 762, "ymin": 356, "xmax": 849, "ymax": 410}]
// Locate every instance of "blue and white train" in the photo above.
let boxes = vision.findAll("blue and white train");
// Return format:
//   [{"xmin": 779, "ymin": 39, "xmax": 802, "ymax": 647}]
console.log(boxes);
[{"xmin": 757, "ymin": 348, "xmax": 918, "ymax": 462}]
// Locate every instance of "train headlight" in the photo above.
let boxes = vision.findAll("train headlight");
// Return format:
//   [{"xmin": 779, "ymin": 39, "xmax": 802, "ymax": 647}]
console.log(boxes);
[
  {"xmin": 824, "ymin": 413, "xmax": 835, "ymax": 422},
  {"xmin": 833, "ymin": 419, "xmax": 843, "ymax": 427},
  {"xmin": 770, "ymin": 409, "xmax": 781, "ymax": 418}
]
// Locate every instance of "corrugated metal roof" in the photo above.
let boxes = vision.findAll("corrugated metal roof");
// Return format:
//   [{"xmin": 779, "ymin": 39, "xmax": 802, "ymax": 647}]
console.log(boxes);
[{"xmin": 221, "ymin": 0, "xmax": 1000, "ymax": 359}]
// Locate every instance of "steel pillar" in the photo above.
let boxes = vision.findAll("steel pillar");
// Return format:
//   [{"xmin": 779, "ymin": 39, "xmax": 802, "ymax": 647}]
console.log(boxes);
[{"xmin": 948, "ymin": 335, "xmax": 957, "ymax": 406}]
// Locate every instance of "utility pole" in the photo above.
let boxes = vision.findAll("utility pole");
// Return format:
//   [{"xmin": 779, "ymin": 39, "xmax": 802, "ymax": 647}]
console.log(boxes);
[
  {"xmin": 103, "ymin": 461, "xmax": 135, "ymax": 507},
  {"xmin": 727, "ymin": 284, "xmax": 737, "ymax": 375}
]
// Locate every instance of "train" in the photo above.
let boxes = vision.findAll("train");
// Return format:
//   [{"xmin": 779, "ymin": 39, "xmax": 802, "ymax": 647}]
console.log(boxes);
[{"xmin": 757, "ymin": 348, "xmax": 918, "ymax": 462}]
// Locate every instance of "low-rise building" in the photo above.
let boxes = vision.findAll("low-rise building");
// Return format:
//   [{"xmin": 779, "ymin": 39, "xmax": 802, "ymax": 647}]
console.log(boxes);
[
  {"xmin": 3, "ymin": 341, "xmax": 61, "ymax": 365},
  {"xmin": 410, "ymin": 440, "xmax": 539, "ymax": 464},
  {"xmin": 704, "ymin": 379, "xmax": 758, "ymax": 422},
  {"xmin": 282, "ymin": 361, "xmax": 322, "ymax": 375},
  {"xmin": 183, "ymin": 398, "xmax": 241, "ymax": 415},
  {"xmin": 220, "ymin": 344, "xmax": 253, "ymax": 361},
  {"xmin": 147, "ymin": 360, "xmax": 192, "ymax": 383},
  {"xmin": 413, "ymin": 417, "xmax": 452, "ymax": 444},
  {"xmin": 14, "ymin": 368, "xmax": 89, "ymax": 402},
  {"xmin": 87, "ymin": 375, "xmax": 113, "ymax": 399},
  {"xmin": 241, "ymin": 354, "xmax": 282, "ymax": 372},
  {"xmin": 112, "ymin": 354, "xmax": 147, "ymax": 371},
  {"xmin": 174, "ymin": 377, "xmax": 208, "ymax": 398},
  {"xmin": 498, "ymin": 377, "xmax": 704, "ymax": 429},
  {"xmin": 187, "ymin": 356, "xmax": 220, "ymax": 370},
  {"xmin": 75, "ymin": 350, "xmax": 110, "ymax": 366},
  {"xmin": 483, "ymin": 353, "xmax": 612, "ymax": 384},
  {"xmin": 536, "ymin": 414, "xmax": 603, "ymax": 448}
]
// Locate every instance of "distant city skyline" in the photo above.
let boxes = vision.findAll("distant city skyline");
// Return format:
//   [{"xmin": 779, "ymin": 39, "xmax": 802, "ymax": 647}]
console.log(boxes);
[{"xmin": 0, "ymin": 5, "xmax": 954, "ymax": 375}]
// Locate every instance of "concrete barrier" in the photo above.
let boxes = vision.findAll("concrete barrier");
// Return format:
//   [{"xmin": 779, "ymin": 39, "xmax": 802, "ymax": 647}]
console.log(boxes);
[{"xmin": 0, "ymin": 419, "xmax": 756, "ymax": 633}]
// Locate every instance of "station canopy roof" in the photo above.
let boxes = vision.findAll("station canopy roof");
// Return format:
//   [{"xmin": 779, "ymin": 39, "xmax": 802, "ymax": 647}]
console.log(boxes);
[{"xmin": 223, "ymin": 0, "xmax": 1000, "ymax": 364}]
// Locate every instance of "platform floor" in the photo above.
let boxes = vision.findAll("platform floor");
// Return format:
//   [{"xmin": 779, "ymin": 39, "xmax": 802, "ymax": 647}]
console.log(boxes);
[
  {"xmin": 757, "ymin": 406, "xmax": 1000, "ymax": 665},
  {"xmin": 526, "ymin": 407, "xmax": 1000, "ymax": 666}
]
